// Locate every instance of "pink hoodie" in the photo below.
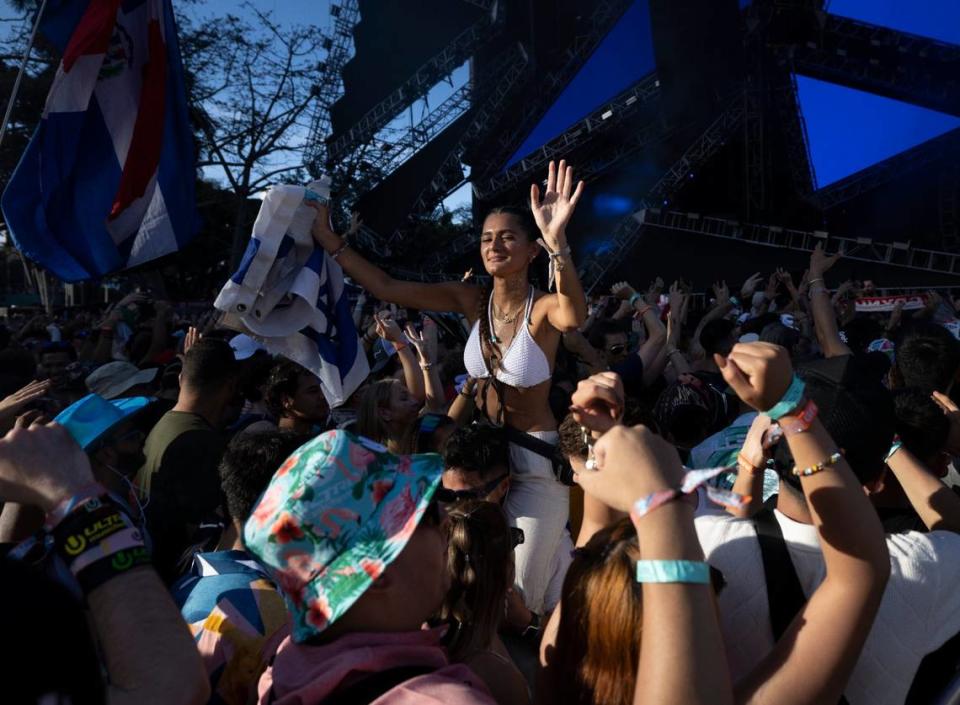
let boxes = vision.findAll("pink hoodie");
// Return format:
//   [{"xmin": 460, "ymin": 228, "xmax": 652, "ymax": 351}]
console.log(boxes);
[{"xmin": 257, "ymin": 627, "xmax": 497, "ymax": 705}]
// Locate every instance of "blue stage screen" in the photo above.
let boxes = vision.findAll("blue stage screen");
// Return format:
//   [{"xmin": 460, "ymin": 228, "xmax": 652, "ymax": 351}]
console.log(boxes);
[
  {"xmin": 830, "ymin": 0, "xmax": 960, "ymax": 45},
  {"xmin": 795, "ymin": 75, "xmax": 960, "ymax": 188},
  {"xmin": 506, "ymin": 0, "xmax": 656, "ymax": 166}
]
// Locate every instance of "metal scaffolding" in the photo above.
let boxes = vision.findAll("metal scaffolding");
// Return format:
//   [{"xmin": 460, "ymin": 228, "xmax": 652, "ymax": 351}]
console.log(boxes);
[
  {"xmin": 785, "ymin": 13, "xmax": 960, "ymax": 118},
  {"xmin": 305, "ymin": 1, "xmax": 360, "ymax": 176},
  {"xmin": 470, "ymin": 0, "xmax": 634, "ymax": 182},
  {"xmin": 402, "ymin": 43, "xmax": 530, "ymax": 224},
  {"xmin": 773, "ymin": 70, "xmax": 817, "ymax": 197},
  {"xmin": 326, "ymin": 21, "xmax": 493, "ymax": 164},
  {"xmin": 473, "ymin": 73, "xmax": 662, "ymax": 201},
  {"xmin": 640, "ymin": 209, "xmax": 960, "ymax": 276}
]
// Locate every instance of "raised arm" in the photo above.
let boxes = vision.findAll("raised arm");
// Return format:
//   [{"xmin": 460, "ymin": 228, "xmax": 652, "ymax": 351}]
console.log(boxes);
[
  {"xmin": 807, "ymin": 244, "xmax": 851, "ymax": 358},
  {"xmin": 0, "ymin": 423, "xmax": 208, "ymax": 705},
  {"xmin": 886, "ymin": 443, "xmax": 960, "ymax": 533},
  {"xmin": 307, "ymin": 202, "xmax": 479, "ymax": 317},
  {"xmin": 531, "ymin": 160, "xmax": 588, "ymax": 332},
  {"xmin": 374, "ymin": 312, "xmax": 424, "ymax": 403},
  {"xmin": 575, "ymin": 426, "xmax": 734, "ymax": 705},
  {"xmin": 727, "ymin": 413, "xmax": 774, "ymax": 519},
  {"xmin": 611, "ymin": 280, "xmax": 667, "ymax": 383},
  {"xmin": 689, "ymin": 281, "xmax": 733, "ymax": 361},
  {"xmin": 406, "ymin": 318, "xmax": 446, "ymax": 413},
  {"xmin": 718, "ymin": 343, "xmax": 889, "ymax": 705}
]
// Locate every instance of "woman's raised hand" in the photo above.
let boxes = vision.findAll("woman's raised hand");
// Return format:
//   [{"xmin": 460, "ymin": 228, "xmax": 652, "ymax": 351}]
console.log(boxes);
[
  {"xmin": 530, "ymin": 159, "xmax": 585, "ymax": 248},
  {"xmin": 374, "ymin": 311, "xmax": 406, "ymax": 344},
  {"xmin": 305, "ymin": 200, "xmax": 342, "ymax": 252},
  {"xmin": 404, "ymin": 316, "xmax": 438, "ymax": 365}
]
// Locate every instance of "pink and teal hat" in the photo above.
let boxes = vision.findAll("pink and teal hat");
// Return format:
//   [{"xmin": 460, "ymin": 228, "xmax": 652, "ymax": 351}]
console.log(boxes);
[{"xmin": 243, "ymin": 429, "xmax": 443, "ymax": 642}]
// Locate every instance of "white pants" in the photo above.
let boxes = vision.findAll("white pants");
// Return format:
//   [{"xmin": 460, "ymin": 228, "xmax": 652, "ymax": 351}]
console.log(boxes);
[{"xmin": 505, "ymin": 430, "xmax": 571, "ymax": 614}]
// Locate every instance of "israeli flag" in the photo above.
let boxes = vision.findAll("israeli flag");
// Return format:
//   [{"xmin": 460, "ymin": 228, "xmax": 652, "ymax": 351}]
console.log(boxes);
[
  {"xmin": 215, "ymin": 183, "xmax": 369, "ymax": 408},
  {"xmin": 1, "ymin": 0, "xmax": 197, "ymax": 282}
]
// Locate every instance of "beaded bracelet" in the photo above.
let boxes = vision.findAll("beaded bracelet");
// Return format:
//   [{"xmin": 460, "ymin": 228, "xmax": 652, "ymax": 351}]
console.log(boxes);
[
  {"xmin": 792, "ymin": 451, "xmax": 843, "ymax": 477},
  {"xmin": 763, "ymin": 375, "xmax": 806, "ymax": 420}
]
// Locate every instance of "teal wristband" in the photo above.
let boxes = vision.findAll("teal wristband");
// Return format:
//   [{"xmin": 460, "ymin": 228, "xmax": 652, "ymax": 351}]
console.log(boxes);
[
  {"xmin": 629, "ymin": 292, "xmax": 643, "ymax": 308},
  {"xmin": 886, "ymin": 439, "xmax": 903, "ymax": 462},
  {"xmin": 763, "ymin": 375, "xmax": 806, "ymax": 420},
  {"xmin": 635, "ymin": 560, "xmax": 710, "ymax": 584}
]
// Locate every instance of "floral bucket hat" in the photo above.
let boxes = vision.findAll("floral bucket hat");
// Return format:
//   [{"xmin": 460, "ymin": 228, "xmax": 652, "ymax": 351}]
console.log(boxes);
[{"xmin": 243, "ymin": 429, "xmax": 443, "ymax": 642}]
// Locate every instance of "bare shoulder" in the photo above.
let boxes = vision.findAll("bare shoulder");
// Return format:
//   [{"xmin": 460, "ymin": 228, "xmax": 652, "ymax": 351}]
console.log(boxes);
[{"xmin": 464, "ymin": 651, "xmax": 531, "ymax": 705}]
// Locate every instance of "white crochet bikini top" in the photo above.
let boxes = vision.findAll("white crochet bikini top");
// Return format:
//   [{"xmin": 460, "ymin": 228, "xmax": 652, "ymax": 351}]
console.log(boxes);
[{"xmin": 463, "ymin": 286, "xmax": 552, "ymax": 389}]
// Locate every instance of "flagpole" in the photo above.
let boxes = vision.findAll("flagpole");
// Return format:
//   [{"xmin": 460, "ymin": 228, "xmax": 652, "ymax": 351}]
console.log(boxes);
[{"xmin": 0, "ymin": 0, "xmax": 50, "ymax": 152}]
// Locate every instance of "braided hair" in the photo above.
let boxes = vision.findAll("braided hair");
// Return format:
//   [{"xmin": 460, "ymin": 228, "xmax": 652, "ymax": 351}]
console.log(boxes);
[
  {"xmin": 476, "ymin": 205, "xmax": 540, "ymax": 376},
  {"xmin": 440, "ymin": 500, "xmax": 514, "ymax": 660}
]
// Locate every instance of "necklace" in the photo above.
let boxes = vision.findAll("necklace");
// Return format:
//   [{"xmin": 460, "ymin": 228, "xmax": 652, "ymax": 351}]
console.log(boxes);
[
  {"xmin": 489, "ymin": 310, "xmax": 521, "ymax": 346},
  {"xmin": 492, "ymin": 299, "xmax": 524, "ymax": 324}
]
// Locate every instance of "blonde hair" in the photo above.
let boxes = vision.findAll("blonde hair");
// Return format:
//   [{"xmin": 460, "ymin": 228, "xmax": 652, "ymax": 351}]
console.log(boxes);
[{"xmin": 356, "ymin": 379, "xmax": 398, "ymax": 446}]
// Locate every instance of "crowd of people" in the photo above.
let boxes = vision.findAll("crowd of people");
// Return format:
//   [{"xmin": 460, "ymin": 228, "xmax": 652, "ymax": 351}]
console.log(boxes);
[{"xmin": 3, "ymin": 159, "xmax": 960, "ymax": 704}]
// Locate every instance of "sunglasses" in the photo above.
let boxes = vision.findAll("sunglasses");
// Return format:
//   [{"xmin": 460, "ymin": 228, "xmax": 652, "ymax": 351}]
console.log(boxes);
[
  {"xmin": 435, "ymin": 472, "xmax": 509, "ymax": 504},
  {"xmin": 607, "ymin": 343, "xmax": 627, "ymax": 356}
]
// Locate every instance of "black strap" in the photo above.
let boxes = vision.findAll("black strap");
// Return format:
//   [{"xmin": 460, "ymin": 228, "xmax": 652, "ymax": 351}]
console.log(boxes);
[
  {"xmin": 754, "ymin": 507, "xmax": 850, "ymax": 705},
  {"xmin": 503, "ymin": 425, "xmax": 557, "ymax": 459},
  {"xmin": 754, "ymin": 507, "xmax": 807, "ymax": 641},
  {"xmin": 503, "ymin": 425, "xmax": 574, "ymax": 485}
]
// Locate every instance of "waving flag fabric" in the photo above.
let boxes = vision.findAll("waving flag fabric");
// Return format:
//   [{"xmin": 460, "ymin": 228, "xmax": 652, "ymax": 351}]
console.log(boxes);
[
  {"xmin": 215, "ymin": 183, "xmax": 369, "ymax": 408},
  {"xmin": 1, "ymin": 0, "xmax": 197, "ymax": 282}
]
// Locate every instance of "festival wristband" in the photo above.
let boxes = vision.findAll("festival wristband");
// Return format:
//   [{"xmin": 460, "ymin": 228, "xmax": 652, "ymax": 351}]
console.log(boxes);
[
  {"xmin": 777, "ymin": 398, "xmax": 818, "ymax": 436},
  {"xmin": 51, "ymin": 496, "xmax": 134, "ymax": 564},
  {"xmin": 44, "ymin": 483, "xmax": 111, "ymax": 531},
  {"xmin": 73, "ymin": 544, "xmax": 152, "ymax": 595},
  {"xmin": 51, "ymin": 495, "xmax": 150, "ymax": 594},
  {"xmin": 629, "ymin": 292, "xmax": 643, "ymax": 308},
  {"xmin": 763, "ymin": 375, "xmax": 806, "ymax": 420},
  {"xmin": 635, "ymin": 560, "xmax": 710, "ymax": 585},
  {"xmin": 630, "ymin": 465, "xmax": 751, "ymax": 522},
  {"xmin": 886, "ymin": 436, "xmax": 903, "ymax": 462}
]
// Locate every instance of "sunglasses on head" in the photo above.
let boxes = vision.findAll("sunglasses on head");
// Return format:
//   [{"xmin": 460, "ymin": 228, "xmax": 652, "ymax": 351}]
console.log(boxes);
[
  {"xmin": 607, "ymin": 343, "xmax": 627, "ymax": 356},
  {"xmin": 435, "ymin": 472, "xmax": 509, "ymax": 504}
]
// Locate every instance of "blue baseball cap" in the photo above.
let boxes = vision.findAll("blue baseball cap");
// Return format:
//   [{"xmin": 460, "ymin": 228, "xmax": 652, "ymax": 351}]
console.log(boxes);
[{"xmin": 54, "ymin": 393, "xmax": 154, "ymax": 451}]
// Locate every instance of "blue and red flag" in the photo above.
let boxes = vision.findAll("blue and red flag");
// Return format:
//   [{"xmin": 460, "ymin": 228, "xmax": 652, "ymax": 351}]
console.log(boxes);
[{"xmin": 1, "ymin": 0, "xmax": 197, "ymax": 282}]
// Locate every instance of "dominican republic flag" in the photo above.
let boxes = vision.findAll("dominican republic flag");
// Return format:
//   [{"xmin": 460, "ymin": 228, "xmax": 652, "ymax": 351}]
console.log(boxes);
[
  {"xmin": 214, "ymin": 183, "xmax": 369, "ymax": 408},
  {"xmin": 1, "ymin": 0, "xmax": 197, "ymax": 282}
]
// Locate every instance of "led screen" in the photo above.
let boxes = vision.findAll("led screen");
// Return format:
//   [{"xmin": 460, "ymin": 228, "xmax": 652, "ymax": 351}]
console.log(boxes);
[
  {"xmin": 795, "ymin": 75, "xmax": 960, "ymax": 188},
  {"xmin": 506, "ymin": 0, "xmax": 655, "ymax": 166},
  {"xmin": 830, "ymin": 0, "xmax": 960, "ymax": 45}
]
